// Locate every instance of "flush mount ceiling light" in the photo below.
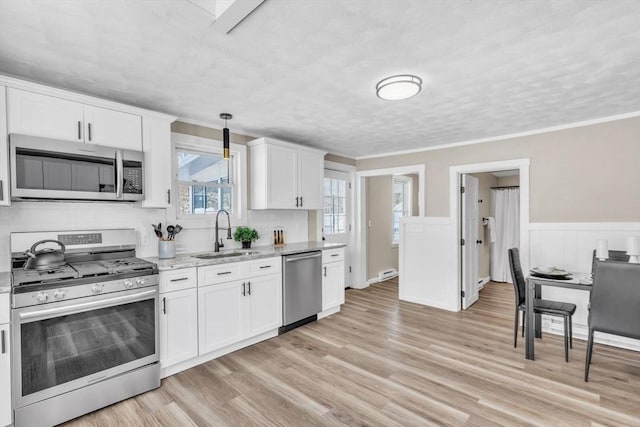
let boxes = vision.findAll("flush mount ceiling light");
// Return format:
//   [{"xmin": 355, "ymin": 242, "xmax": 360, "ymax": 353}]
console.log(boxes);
[
  {"xmin": 376, "ymin": 74, "xmax": 422, "ymax": 101},
  {"xmin": 220, "ymin": 113, "xmax": 232, "ymax": 159}
]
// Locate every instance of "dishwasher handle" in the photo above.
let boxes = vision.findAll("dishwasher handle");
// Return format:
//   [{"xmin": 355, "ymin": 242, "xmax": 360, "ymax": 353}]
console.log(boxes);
[{"xmin": 285, "ymin": 252, "xmax": 322, "ymax": 262}]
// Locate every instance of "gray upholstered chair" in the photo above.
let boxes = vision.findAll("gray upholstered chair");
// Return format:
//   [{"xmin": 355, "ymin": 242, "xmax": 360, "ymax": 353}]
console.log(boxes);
[
  {"xmin": 508, "ymin": 248, "xmax": 577, "ymax": 361},
  {"xmin": 585, "ymin": 260, "xmax": 640, "ymax": 381}
]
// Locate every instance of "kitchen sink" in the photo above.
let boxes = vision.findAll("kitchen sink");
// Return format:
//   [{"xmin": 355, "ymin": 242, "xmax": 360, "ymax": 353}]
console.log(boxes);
[{"xmin": 192, "ymin": 251, "xmax": 259, "ymax": 259}]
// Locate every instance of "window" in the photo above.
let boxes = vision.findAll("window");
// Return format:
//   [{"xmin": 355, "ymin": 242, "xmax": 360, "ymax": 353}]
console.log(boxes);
[
  {"xmin": 392, "ymin": 176, "xmax": 412, "ymax": 244},
  {"xmin": 323, "ymin": 177, "xmax": 347, "ymax": 235},
  {"xmin": 176, "ymin": 149, "xmax": 234, "ymax": 216}
]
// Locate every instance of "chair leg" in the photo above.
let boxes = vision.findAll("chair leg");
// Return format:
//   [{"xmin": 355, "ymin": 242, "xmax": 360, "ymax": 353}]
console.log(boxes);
[
  {"xmin": 513, "ymin": 308, "xmax": 519, "ymax": 348},
  {"xmin": 569, "ymin": 316, "xmax": 573, "ymax": 349},
  {"xmin": 564, "ymin": 316, "xmax": 569, "ymax": 362},
  {"xmin": 585, "ymin": 328, "xmax": 595, "ymax": 382}
]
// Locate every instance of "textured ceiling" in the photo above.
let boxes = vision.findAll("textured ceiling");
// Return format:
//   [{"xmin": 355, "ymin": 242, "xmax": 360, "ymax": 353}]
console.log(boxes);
[{"xmin": 0, "ymin": 0, "xmax": 639, "ymax": 158}]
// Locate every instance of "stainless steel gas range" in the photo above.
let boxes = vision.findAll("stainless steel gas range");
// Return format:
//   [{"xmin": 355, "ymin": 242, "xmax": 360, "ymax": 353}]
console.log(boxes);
[{"xmin": 10, "ymin": 229, "xmax": 160, "ymax": 427}]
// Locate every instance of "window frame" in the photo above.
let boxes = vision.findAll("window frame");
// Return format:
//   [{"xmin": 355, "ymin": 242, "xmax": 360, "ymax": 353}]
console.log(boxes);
[
  {"xmin": 323, "ymin": 174, "xmax": 348, "ymax": 237},
  {"xmin": 391, "ymin": 175, "xmax": 412, "ymax": 245},
  {"xmin": 169, "ymin": 132, "xmax": 247, "ymax": 228}
]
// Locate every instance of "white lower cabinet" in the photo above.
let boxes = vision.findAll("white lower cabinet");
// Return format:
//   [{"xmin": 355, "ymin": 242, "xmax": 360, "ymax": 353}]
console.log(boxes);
[
  {"xmin": 198, "ymin": 281, "xmax": 244, "ymax": 354},
  {"xmin": 246, "ymin": 274, "xmax": 282, "ymax": 337},
  {"xmin": 322, "ymin": 248, "xmax": 345, "ymax": 312},
  {"xmin": 1, "ymin": 296, "xmax": 11, "ymax": 427},
  {"xmin": 160, "ymin": 288, "xmax": 198, "ymax": 368}
]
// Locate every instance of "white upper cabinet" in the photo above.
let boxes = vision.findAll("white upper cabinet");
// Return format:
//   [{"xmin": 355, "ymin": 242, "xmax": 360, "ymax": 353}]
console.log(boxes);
[
  {"xmin": 8, "ymin": 88, "xmax": 84, "ymax": 142},
  {"xmin": 249, "ymin": 137, "xmax": 325, "ymax": 210},
  {"xmin": 0, "ymin": 86, "xmax": 9, "ymax": 207},
  {"xmin": 141, "ymin": 117, "xmax": 172, "ymax": 208},
  {"xmin": 7, "ymin": 88, "xmax": 142, "ymax": 150},
  {"xmin": 83, "ymin": 105, "xmax": 142, "ymax": 150}
]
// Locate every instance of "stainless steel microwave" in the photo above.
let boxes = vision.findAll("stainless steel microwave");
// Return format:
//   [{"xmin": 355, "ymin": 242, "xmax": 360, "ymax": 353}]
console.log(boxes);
[{"xmin": 9, "ymin": 134, "xmax": 145, "ymax": 201}]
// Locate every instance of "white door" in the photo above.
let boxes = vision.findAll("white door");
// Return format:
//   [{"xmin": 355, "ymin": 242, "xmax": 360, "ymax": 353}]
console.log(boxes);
[
  {"xmin": 323, "ymin": 170, "xmax": 352, "ymax": 287},
  {"xmin": 160, "ymin": 288, "xmax": 198, "ymax": 368},
  {"xmin": 8, "ymin": 88, "xmax": 84, "ymax": 142},
  {"xmin": 323, "ymin": 260, "xmax": 345, "ymax": 310},
  {"xmin": 266, "ymin": 144, "xmax": 297, "ymax": 209},
  {"xmin": 246, "ymin": 274, "xmax": 282, "ymax": 337},
  {"xmin": 461, "ymin": 174, "xmax": 479, "ymax": 309},
  {"xmin": 198, "ymin": 282, "xmax": 244, "ymax": 354},
  {"xmin": 83, "ymin": 105, "xmax": 142, "ymax": 150},
  {"xmin": 0, "ymin": 324, "xmax": 10, "ymax": 427},
  {"xmin": 298, "ymin": 150, "xmax": 324, "ymax": 209}
]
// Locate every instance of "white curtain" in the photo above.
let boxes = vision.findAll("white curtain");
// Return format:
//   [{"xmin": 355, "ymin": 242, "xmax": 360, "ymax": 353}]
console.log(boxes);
[{"xmin": 491, "ymin": 188, "xmax": 520, "ymax": 282}]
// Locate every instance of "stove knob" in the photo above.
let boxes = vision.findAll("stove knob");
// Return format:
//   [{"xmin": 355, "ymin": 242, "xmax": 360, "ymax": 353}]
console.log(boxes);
[
  {"xmin": 91, "ymin": 284, "xmax": 102, "ymax": 294},
  {"xmin": 136, "ymin": 278, "xmax": 146, "ymax": 286},
  {"xmin": 36, "ymin": 292, "xmax": 49, "ymax": 303},
  {"xmin": 124, "ymin": 279, "xmax": 134, "ymax": 289},
  {"xmin": 53, "ymin": 289, "xmax": 65, "ymax": 300}
]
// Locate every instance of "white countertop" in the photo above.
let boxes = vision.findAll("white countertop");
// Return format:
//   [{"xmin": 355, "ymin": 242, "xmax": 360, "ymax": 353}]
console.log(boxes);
[{"xmin": 144, "ymin": 241, "xmax": 346, "ymax": 271}]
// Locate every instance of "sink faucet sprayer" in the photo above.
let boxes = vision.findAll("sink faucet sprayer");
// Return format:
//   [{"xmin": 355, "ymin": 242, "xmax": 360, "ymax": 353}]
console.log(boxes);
[{"xmin": 214, "ymin": 209, "xmax": 232, "ymax": 252}]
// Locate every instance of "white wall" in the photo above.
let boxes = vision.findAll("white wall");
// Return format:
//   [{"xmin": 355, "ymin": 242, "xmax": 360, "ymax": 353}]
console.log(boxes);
[{"xmin": 1, "ymin": 201, "xmax": 308, "ymax": 270}]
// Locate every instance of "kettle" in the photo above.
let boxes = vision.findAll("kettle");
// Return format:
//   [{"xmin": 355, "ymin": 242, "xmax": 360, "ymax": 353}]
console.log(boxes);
[{"xmin": 23, "ymin": 239, "xmax": 67, "ymax": 270}]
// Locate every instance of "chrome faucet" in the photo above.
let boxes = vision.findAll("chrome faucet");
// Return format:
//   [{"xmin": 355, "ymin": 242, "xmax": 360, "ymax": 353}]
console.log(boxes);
[{"xmin": 214, "ymin": 209, "xmax": 232, "ymax": 252}]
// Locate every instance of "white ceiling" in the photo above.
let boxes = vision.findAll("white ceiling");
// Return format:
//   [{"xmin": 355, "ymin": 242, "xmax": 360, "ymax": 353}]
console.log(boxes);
[{"xmin": 0, "ymin": 0, "xmax": 639, "ymax": 158}]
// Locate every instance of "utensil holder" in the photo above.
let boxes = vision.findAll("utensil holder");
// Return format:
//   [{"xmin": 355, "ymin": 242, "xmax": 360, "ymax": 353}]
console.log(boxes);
[{"xmin": 158, "ymin": 240, "xmax": 175, "ymax": 259}]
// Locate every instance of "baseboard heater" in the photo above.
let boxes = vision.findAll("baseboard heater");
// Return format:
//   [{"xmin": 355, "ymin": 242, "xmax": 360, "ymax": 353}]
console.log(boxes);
[{"xmin": 378, "ymin": 268, "xmax": 398, "ymax": 282}]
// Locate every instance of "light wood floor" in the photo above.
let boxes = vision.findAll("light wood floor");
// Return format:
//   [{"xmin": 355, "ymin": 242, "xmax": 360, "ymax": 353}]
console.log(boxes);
[{"xmin": 64, "ymin": 279, "xmax": 640, "ymax": 426}]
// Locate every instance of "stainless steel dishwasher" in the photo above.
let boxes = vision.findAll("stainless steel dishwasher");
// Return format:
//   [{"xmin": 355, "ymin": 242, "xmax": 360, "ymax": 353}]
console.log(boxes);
[{"xmin": 280, "ymin": 250, "xmax": 323, "ymax": 334}]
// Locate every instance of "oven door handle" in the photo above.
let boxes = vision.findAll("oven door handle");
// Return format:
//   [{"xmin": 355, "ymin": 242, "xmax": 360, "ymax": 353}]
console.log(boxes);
[{"xmin": 18, "ymin": 289, "xmax": 157, "ymax": 322}]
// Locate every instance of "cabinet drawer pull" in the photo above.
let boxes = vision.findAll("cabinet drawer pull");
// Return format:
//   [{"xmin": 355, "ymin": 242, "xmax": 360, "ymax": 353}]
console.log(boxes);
[
  {"xmin": 331, "ymin": 253, "xmax": 339, "ymax": 257},
  {"xmin": 77, "ymin": 121, "xmax": 82, "ymax": 140},
  {"xmin": 170, "ymin": 277, "xmax": 189, "ymax": 282},
  {"xmin": 1, "ymin": 330, "xmax": 5, "ymax": 354},
  {"xmin": 259, "ymin": 265, "xmax": 272, "ymax": 269},
  {"xmin": 162, "ymin": 297, "xmax": 166, "ymax": 314},
  {"xmin": 217, "ymin": 271, "xmax": 232, "ymax": 275}
]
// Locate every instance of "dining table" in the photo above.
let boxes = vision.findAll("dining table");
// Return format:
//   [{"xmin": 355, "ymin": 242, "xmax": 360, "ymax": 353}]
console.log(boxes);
[{"xmin": 525, "ymin": 271, "xmax": 592, "ymax": 360}]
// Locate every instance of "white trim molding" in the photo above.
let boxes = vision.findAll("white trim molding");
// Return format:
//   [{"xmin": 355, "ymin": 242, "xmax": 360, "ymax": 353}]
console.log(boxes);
[
  {"xmin": 450, "ymin": 158, "xmax": 530, "ymax": 311},
  {"xmin": 353, "ymin": 164, "xmax": 426, "ymax": 289},
  {"xmin": 356, "ymin": 111, "xmax": 640, "ymax": 160}
]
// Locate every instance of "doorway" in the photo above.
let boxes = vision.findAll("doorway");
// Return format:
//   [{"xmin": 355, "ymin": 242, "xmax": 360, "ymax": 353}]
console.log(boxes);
[
  {"xmin": 461, "ymin": 170, "xmax": 521, "ymax": 309},
  {"xmin": 323, "ymin": 169, "xmax": 352, "ymax": 287},
  {"xmin": 449, "ymin": 159, "xmax": 530, "ymax": 311},
  {"xmin": 353, "ymin": 165, "xmax": 425, "ymax": 290}
]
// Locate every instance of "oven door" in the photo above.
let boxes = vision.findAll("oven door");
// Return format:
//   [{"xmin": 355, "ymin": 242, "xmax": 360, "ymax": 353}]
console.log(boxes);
[{"xmin": 12, "ymin": 287, "xmax": 159, "ymax": 409}]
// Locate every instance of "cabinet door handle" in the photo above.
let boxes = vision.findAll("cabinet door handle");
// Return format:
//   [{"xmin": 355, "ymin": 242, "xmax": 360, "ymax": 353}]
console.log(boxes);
[
  {"xmin": 170, "ymin": 277, "xmax": 189, "ymax": 282},
  {"xmin": 247, "ymin": 281, "xmax": 251, "ymax": 295},
  {"xmin": 162, "ymin": 297, "xmax": 166, "ymax": 314},
  {"xmin": 0, "ymin": 179, "xmax": 3, "ymax": 201},
  {"xmin": 259, "ymin": 265, "xmax": 272, "ymax": 269},
  {"xmin": 1, "ymin": 329, "xmax": 5, "ymax": 354},
  {"xmin": 217, "ymin": 271, "xmax": 232, "ymax": 276},
  {"xmin": 295, "ymin": 197, "xmax": 299, "ymax": 207},
  {"xmin": 77, "ymin": 121, "xmax": 82, "ymax": 140},
  {"xmin": 167, "ymin": 189, "xmax": 171, "ymax": 204},
  {"xmin": 88, "ymin": 122, "xmax": 92, "ymax": 141},
  {"xmin": 242, "ymin": 282, "xmax": 246, "ymax": 296},
  {"xmin": 300, "ymin": 197, "xmax": 303, "ymax": 207},
  {"xmin": 323, "ymin": 266, "xmax": 327, "ymax": 277}
]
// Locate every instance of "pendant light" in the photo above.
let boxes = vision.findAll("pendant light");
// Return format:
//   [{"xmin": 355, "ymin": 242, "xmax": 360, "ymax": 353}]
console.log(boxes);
[{"xmin": 220, "ymin": 113, "xmax": 232, "ymax": 160}]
